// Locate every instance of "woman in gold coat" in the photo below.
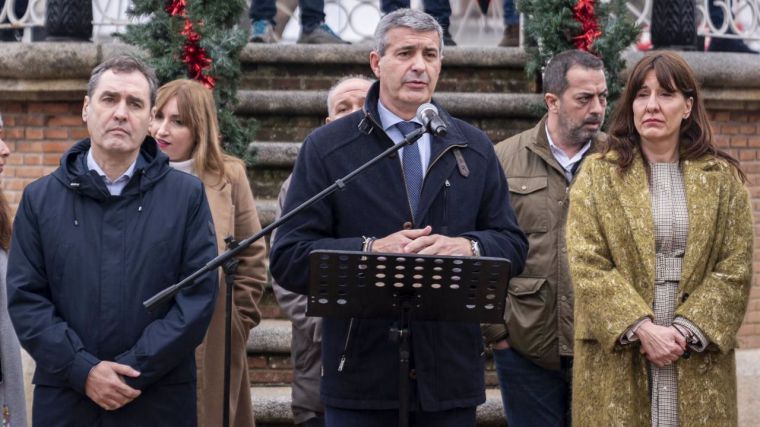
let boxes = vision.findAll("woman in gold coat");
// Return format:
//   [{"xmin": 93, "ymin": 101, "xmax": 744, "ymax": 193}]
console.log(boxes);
[
  {"xmin": 150, "ymin": 79, "xmax": 267, "ymax": 427},
  {"xmin": 567, "ymin": 51, "xmax": 752, "ymax": 426}
]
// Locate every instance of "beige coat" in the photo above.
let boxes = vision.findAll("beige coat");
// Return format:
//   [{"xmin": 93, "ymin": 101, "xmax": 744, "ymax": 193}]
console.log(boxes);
[
  {"xmin": 567, "ymin": 150, "xmax": 753, "ymax": 426},
  {"xmin": 196, "ymin": 160, "xmax": 267, "ymax": 427}
]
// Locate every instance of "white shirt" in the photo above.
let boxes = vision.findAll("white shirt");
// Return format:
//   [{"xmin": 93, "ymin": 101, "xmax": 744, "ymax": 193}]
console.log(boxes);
[
  {"xmin": 545, "ymin": 125, "xmax": 592, "ymax": 182},
  {"xmin": 377, "ymin": 101, "xmax": 432, "ymax": 177},
  {"xmin": 86, "ymin": 149, "xmax": 138, "ymax": 196}
]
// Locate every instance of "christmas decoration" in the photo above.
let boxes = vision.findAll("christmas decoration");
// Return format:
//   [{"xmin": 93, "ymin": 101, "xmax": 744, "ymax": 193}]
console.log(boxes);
[
  {"xmin": 571, "ymin": 0, "xmax": 602, "ymax": 51},
  {"xmin": 165, "ymin": 0, "xmax": 215, "ymax": 88},
  {"xmin": 119, "ymin": 0, "xmax": 255, "ymax": 165},
  {"xmin": 519, "ymin": 0, "xmax": 640, "ymax": 110}
]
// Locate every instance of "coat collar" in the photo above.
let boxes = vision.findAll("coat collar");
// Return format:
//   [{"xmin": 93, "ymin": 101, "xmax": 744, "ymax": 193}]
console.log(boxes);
[
  {"xmin": 526, "ymin": 115, "xmax": 603, "ymax": 181},
  {"xmin": 360, "ymin": 81, "xmax": 469, "ymax": 222},
  {"xmin": 607, "ymin": 149, "xmax": 722, "ymax": 289}
]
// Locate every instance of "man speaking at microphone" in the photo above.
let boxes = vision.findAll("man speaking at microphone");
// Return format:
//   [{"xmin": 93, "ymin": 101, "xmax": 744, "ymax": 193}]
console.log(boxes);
[{"xmin": 270, "ymin": 8, "xmax": 527, "ymax": 426}]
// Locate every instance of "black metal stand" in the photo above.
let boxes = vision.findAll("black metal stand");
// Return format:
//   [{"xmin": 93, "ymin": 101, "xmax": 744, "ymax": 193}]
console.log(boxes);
[
  {"xmin": 307, "ymin": 250, "xmax": 511, "ymax": 426},
  {"xmin": 389, "ymin": 297, "xmax": 413, "ymax": 427},
  {"xmin": 220, "ymin": 237, "xmax": 240, "ymax": 427}
]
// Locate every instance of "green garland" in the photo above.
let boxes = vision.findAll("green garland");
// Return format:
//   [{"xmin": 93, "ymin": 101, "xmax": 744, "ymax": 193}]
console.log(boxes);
[
  {"xmin": 519, "ymin": 0, "xmax": 640, "ymax": 109},
  {"xmin": 119, "ymin": 0, "xmax": 255, "ymax": 166}
]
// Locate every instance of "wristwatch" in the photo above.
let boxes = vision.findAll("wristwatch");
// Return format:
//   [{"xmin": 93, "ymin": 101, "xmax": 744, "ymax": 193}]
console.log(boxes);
[{"xmin": 469, "ymin": 239, "xmax": 481, "ymax": 257}]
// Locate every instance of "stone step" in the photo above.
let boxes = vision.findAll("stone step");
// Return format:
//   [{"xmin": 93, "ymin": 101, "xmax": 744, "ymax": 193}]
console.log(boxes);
[
  {"xmin": 247, "ymin": 319, "xmax": 292, "ymax": 354},
  {"xmin": 238, "ymin": 91, "xmax": 542, "ymax": 118},
  {"xmin": 254, "ymin": 198, "xmax": 278, "ymax": 229},
  {"xmin": 251, "ymin": 386, "xmax": 507, "ymax": 426},
  {"xmin": 240, "ymin": 44, "xmax": 534, "ymax": 94},
  {"xmin": 239, "ymin": 90, "xmax": 544, "ymax": 143},
  {"xmin": 251, "ymin": 141, "xmax": 302, "ymax": 168}
]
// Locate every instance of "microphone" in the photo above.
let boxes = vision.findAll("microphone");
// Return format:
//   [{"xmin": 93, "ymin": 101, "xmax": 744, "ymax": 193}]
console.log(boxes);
[{"xmin": 416, "ymin": 103, "xmax": 448, "ymax": 137}]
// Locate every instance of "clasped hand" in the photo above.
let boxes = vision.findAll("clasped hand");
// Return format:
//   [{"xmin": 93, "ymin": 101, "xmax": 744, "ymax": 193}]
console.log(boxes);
[
  {"xmin": 371, "ymin": 226, "xmax": 473, "ymax": 256},
  {"xmin": 85, "ymin": 361, "xmax": 141, "ymax": 411},
  {"xmin": 635, "ymin": 320, "xmax": 687, "ymax": 368}
]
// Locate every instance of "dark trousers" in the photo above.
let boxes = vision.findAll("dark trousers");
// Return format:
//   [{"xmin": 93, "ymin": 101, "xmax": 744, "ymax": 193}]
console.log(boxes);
[
  {"xmin": 324, "ymin": 405, "xmax": 476, "ymax": 427},
  {"xmin": 493, "ymin": 348, "xmax": 572, "ymax": 427},
  {"xmin": 503, "ymin": 0, "xmax": 518, "ymax": 25},
  {"xmin": 249, "ymin": 0, "xmax": 324, "ymax": 32},
  {"xmin": 380, "ymin": 0, "xmax": 451, "ymax": 30}
]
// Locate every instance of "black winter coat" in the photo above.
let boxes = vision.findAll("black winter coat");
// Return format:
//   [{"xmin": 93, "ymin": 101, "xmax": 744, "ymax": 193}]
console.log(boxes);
[
  {"xmin": 270, "ymin": 83, "xmax": 527, "ymax": 411},
  {"xmin": 7, "ymin": 138, "xmax": 218, "ymax": 426}
]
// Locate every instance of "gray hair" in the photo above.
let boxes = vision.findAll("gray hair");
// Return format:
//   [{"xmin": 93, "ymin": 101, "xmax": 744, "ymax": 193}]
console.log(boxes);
[
  {"xmin": 0, "ymin": 113, "xmax": 3, "ymax": 128},
  {"xmin": 326, "ymin": 75, "xmax": 375, "ymax": 115},
  {"xmin": 87, "ymin": 55, "xmax": 159, "ymax": 106},
  {"xmin": 543, "ymin": 50, "xmax": 604, "ymax": 96},
  {"xmin": 373, "ymin": 8, "xmax": 443, "ymax": 56}
]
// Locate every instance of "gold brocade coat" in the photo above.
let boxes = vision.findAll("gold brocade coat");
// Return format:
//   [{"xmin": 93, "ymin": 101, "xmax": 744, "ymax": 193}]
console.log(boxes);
[
  {"xmin": 196, "ymin": 161, "xmax": 268, "ymax": 427},
  {"xmin": 566, "ymin": 150, "xmax": 752, "ymax": 426}
]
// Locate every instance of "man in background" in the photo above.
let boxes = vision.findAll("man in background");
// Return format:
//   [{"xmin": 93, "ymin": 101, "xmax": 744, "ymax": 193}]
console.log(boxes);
[{"xmin": 482, "ymin": 49, "xmax": 607, "ymax": 426}]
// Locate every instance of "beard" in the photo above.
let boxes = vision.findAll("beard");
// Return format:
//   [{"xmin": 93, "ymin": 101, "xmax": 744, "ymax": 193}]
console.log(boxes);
[{"xmin": 565, "ymin": 115, "xmax": 603, "ymax": 146}]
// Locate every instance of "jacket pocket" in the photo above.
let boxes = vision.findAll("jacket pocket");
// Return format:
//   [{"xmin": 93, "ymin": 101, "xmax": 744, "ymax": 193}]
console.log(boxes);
[
  {"xmin": 508, "ymin": 177, "xmax": 548, "ymax": 233},
  {"xmin": 504, "ymin": 277, "xmax": 557, "ymax": 368}
]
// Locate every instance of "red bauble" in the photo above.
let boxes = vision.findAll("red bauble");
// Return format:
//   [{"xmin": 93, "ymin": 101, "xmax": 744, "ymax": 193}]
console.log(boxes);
[{"xmin": 165, "ymin": 0, "xmax": 186, "ymax": 16}]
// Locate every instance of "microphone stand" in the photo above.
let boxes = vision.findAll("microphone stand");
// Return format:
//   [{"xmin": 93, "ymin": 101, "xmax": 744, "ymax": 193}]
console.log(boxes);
[{"xmin": 143, "ymin": 124, "xmax": 429, "ymax": 427}]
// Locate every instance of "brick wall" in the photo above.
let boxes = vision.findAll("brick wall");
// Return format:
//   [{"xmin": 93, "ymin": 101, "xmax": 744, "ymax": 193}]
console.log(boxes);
[
  {"xmin": 709, "ymin": 101, "xmax": 760, "ymax": 349},
  {"xmin": 1, "ymin": 101, "xmax": 86, "ymax": 208},
  {"xmin": 3, "ymin": 98, "xmax": 760, "ymax": 351}
]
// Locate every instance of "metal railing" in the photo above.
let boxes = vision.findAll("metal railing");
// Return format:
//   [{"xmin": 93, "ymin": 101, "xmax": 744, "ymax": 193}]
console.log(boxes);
[
  {"xmin": 0, "ymin": 0, "xmax": 44, "ymax": 41},
  {"xmin": 628, "ymin": 0, "xmax": 760, "ymax": 49},
  {"xmin": 3, "ymin": 0, "xmax": 759, "ymax": 48}
]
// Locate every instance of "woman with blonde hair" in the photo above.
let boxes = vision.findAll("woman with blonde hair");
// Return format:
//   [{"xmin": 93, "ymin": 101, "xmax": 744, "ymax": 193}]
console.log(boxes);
[
  {"xmin": 150, "ymin": 79, "xmax": 267, "ymax": 427},
  {"xmin": 567, "ymin": 51, "xmax": 752, "ymax": 426}
]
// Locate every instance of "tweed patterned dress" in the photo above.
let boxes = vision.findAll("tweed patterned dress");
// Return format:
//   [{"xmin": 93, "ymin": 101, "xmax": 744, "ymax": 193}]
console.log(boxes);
[{"xmin": 649, "ymin": 162, "xmax": 688, "ymax": 427}]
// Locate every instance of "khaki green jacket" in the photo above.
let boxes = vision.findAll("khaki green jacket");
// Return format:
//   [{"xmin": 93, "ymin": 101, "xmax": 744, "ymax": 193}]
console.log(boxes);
[
  {"xmin": 482, "ymin": 117, "xmax": 603, "ymax": 370},
  {"xmin": 567, "ymin": 150, "xmax": 752, "ymax": 426}
]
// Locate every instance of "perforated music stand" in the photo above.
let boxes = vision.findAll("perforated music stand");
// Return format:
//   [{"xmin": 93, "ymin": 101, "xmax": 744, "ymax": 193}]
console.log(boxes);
[{"xmin": 307, "ymin": 250, "xmax": 511, "ymax": 427}]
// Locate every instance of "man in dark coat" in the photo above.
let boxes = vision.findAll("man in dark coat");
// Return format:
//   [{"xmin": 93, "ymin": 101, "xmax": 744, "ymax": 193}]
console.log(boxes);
[
  {"xmin": 270, "ymin": 8, "xmax": 527, "ymax": 426},
  {"xmin": 7, "ymin": 55, "xmax": 218, "ymax": 426}
]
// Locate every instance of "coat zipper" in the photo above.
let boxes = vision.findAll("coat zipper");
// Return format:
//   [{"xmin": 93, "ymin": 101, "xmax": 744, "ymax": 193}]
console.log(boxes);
[
  {"xmin": 338, "ymin": 318, "xmax": 356, "ymax": 372},
  {"xmin": 401, "ymin": 144, "xmax": 465, "ymax": 224},
  {"xmin": 443, "ymin": 179, "xmax": 451, "ymax": 231}
]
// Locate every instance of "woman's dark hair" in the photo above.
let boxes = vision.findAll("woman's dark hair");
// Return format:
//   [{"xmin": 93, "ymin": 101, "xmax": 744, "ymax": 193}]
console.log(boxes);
[{"xmin": 602, "ymin": 51, "xmax": 745, "ymax": 181}]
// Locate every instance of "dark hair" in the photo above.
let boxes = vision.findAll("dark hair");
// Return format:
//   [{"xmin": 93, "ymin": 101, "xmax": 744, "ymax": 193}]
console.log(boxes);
[
  {"xmin": 602, "ymin": 51, "xmax": 744, "ymax": 181},
  {"xmin": 543, "ymin": 50, "xmax": 604, "ymax": 96},
  {"xmin": 88, "ymin": 55, "xmax": 159, "ymax": 106}
]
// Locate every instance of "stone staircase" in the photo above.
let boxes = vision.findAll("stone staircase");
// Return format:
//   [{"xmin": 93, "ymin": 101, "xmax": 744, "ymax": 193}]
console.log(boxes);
[{"xmin": 241, "ymin": 43, "xmax": 544, "ymax": 426}]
